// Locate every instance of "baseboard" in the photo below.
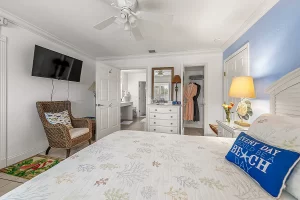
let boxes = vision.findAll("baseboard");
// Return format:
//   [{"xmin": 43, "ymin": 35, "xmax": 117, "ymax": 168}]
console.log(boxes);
[{"xmin": 7, "ymin": 143, "xmax": 47, "ymax": 166}]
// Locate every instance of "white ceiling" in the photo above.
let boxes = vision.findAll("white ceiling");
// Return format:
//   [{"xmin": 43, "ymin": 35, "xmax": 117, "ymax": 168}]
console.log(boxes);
[{"xmin": 0, "ymin": 0, "xmax": 269, "ymax": 58}]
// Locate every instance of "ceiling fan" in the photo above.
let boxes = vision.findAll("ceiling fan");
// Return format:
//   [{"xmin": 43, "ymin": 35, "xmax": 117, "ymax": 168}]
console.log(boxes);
[{"xmin": 94, "ymin": 0, "xmax": 173, "ymax": 41}]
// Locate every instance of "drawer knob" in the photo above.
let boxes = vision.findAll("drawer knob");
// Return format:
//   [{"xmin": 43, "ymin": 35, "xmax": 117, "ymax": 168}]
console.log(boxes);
[
  {"xmin": 170, "ymin": 130, "xmax": 173, "ymax": 132},
  {"xmin": 155, "ymin": 109, "xmax": 157, "ymax": 111},
  {"xmin": 154, "ymin": 122, "xmax": 156, "ymax": 124},
  {"xmin": 154, "ymin": 129, "xmax": 156, "ymax": 131},
  {"xmin": 154, "ymin": 115, "xmax": 156, "ymax": 117},
  {"xmin": 171, "ymin": 116, "xmax": 173, "ymax": 118},
  {"xmin": 169, "ymin": 109, "xmax": 172, "ymax": 111},
  {"xmin": 171, "ymin": 123, "xmax": 173, "ymax": 125}
]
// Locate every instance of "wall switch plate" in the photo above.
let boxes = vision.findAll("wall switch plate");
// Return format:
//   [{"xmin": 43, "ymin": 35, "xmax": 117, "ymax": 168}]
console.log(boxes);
[{"xmin": 0, "ymin": 17, "xmax": 8, "ymax": 26}]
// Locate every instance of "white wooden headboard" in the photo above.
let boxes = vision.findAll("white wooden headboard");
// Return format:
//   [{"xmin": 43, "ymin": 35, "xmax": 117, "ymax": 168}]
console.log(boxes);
[{"xmin": 266, "ymin": 68, "xmax": 300, "ymax": 117}]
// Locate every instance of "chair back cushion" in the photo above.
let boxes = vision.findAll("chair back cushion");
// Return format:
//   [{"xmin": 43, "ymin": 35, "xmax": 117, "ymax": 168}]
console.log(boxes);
[{"xmin": 45, "ymin": 110, "xmax": 73, "ymax": 129}]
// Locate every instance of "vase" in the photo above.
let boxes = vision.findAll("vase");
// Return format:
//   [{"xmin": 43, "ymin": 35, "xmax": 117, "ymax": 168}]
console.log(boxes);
[{"xmin": 226, "ymin": 111, "xmax": 231, "ymax": 123}]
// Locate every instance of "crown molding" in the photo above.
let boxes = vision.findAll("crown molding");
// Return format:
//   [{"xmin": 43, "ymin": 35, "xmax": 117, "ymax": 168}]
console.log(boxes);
[
  {"xmin": 97, "ymin": 48, "xmax": 222, "ymax": 61},
  {"xmin": 221, "ymin": 0, "xmax": 279, "ymax": 51},
  {"xmin": 0, "ymin": 8, "xmax": 95, "ymax": 60}
]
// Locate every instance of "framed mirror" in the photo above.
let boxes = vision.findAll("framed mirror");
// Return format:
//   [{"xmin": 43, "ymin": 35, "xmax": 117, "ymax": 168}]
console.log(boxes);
[{"xmin": 152, "ymin": 67, "xmax": 174, "ymax": 102}]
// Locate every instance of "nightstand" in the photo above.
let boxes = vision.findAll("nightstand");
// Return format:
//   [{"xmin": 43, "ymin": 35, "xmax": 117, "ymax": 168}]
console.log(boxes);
[{"xmin": 216, "ymin": 120, "xmax": 249, "ymax": 138}]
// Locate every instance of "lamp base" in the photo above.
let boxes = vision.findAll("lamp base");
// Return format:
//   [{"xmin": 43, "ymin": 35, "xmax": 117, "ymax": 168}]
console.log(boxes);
[{"xmin": 234, "ymin": 121, "xmax": 251, "ymax": 127}]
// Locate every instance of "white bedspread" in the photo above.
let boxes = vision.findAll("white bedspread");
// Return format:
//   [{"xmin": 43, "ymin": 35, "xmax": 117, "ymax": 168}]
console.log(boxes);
[{"xmin": 0, "ymin": 131, "xmax": 296, "ymax": 200}]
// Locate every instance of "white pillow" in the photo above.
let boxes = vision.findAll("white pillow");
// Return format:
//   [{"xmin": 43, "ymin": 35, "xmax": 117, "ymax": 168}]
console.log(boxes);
[
  {"xmin": 45, "ymin": 110, "xmax": 73, "ymax": 130},
  {"xmin": 247, "ymin": 114, "xmax": 300, "ymax": 199}
]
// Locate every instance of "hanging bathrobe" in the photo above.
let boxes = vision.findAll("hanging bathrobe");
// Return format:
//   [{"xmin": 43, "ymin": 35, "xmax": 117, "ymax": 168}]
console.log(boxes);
[
  {"xmin": 184, "ymin": 83, "xmax": 197, "ymax": 121},
  {"xmin": 193, "ymin": 83, "xmax": 201, "ymax": 122}
]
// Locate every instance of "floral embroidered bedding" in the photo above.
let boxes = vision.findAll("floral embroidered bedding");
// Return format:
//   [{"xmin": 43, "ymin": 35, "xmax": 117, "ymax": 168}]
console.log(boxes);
[{"xmin": 0, "ymin": 131, "xmax": 296, "ymax": 200}]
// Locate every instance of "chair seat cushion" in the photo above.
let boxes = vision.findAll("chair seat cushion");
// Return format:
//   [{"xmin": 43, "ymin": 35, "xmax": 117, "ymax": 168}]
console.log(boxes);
[{"xmin": 69, "ymin": 128, "xmax": 89, "ymax": 139}]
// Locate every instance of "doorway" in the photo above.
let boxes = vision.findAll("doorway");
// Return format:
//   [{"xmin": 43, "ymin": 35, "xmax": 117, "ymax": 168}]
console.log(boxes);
[
  {"xmin": 182, "ymin": 65, "xmax": 206, "ymax": 136},
  {"xmin": 120, "ymin": 69, "xmax": 147, "ymax": 131},
  {"xmin": 138, "ymin": 81, "xmax": 146, "ymax": 117},
  {"xmin": 224, "ymin": 43, "xmax": 249, "ymax": 121}
]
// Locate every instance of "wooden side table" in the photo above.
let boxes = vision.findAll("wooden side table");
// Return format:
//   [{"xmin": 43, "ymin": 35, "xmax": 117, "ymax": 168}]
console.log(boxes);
[{"xmin": 216, "ymin": 120, "xmax": 249, "ymax": 138}]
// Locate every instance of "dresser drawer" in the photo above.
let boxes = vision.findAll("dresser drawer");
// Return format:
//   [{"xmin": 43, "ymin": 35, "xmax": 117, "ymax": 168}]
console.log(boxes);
[
  {"xmin": 149, "ymin": 107, "xmax": 178, "ymax": 113},
  {"xmin": 150, "ymin": 113, "xmax": 177, "ymax": 120},
  {"xmin": 149, "ymin": 119, "xmax": 178, "ymax": 127},
  {"xmin": 149, "ymin": 126, "xmax": 178, "ymax": 134}
]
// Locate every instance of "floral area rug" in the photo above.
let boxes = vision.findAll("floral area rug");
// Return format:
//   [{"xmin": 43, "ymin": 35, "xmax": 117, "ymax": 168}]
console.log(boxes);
[{"xmin": 0, "ymin": 155, "xmax": 63, "ymax": 180}]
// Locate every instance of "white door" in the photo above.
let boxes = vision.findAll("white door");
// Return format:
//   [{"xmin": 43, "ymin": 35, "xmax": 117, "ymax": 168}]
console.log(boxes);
[
  {"xmin": 224, "ymin": 43, "xmax": 249, "ymax": 121},
  {"xmin": 0, "ymin": 35, "xmax": 7, "ymax": 168},
  {"xmin": 138, "ymin": 81, "xmax": 146, "ymax": 116},
  {"xmin": 96, "ymin": 63, "xmax": 120, "ymax": 140}
]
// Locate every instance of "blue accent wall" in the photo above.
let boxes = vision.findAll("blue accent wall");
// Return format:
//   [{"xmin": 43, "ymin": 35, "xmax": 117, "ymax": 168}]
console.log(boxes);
[{"xmin": 223, "ymin": 0, "xmax": 300, "ymax": 119}]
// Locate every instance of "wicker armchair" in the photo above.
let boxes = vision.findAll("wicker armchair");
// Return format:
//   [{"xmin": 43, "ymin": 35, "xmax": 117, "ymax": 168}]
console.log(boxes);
[{"xmin": 36, "ymin": 101, "xmax": 92, "ymax": 157}]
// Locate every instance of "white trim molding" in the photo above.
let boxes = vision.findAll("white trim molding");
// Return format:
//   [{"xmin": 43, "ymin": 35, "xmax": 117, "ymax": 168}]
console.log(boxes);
[
  {"xmin": 0, "ymin": 35, "xmax": 7, "ymax": 168},
  {"xmin": 221, "ymin": 0, "xmax": 279, "ymax": 50},
  {"xmin": 0, "ymin": 8, "xmax": 94, "ymax": 60},
  {"xmin": 7, "ymin": 143, "xmax": 47, "ymax": 166}
]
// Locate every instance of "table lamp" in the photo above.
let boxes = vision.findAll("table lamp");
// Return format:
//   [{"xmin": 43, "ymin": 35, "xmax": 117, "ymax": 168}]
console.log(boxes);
[
  {"xmin": 88, "ymin": 82, "xmax": 96, "ymax": 97},
  {"xmin": 229, "ymin": 76, "xmax": 256, "ymax": 127},
  {"xmin": 172, "ymin": 75, "xmax": 181, "ymax": 102}
]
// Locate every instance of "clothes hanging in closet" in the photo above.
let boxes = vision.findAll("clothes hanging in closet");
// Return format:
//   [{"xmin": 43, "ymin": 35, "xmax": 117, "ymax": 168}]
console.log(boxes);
[
  {"xmin": 193, "ymin": 83, "xmax": 201, "ymax": 122},
  {"xmin": 184, "ymin": 83, "xmax": 197, "ymax": 121}
]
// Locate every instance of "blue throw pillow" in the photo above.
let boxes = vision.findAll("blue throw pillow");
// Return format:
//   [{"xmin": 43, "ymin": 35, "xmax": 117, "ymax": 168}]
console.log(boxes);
[{"xmin": 225, "ymin": 132, "xmax": 300, "ymax": 198}]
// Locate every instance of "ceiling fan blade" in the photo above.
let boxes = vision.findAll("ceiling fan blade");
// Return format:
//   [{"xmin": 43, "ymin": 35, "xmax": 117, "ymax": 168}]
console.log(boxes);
[
  {"xmin": 94, "ymin": 16, "xmax": 118, "ymax": 30},
  {"xmin": 134, "ymin": 11, "xmax": 173, "ymax": 25},
  {"xmin": 131, "ymin": 27, "xmax": 144, "ymax": 41}
]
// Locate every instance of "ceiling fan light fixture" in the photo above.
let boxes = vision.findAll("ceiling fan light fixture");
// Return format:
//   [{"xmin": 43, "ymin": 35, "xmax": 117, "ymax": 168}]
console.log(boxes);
[
  {"xmin": 128, "ymin": 14, "xmax": 136, "ymax": 24},
  {"xmin": 120, "ymin": 13, "xmax": 127, "ymax": 19},
  {"xmin": 124, "ymin": 22, "xmax": 131, "ymax": 31}
]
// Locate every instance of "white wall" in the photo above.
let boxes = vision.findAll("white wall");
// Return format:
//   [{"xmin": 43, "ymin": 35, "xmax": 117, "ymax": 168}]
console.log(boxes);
[
  {"xmin": 100, "ymin": 51, "xmax": 223, "ymax": 135},
  {"xmin": 127, "ymin": 73, "xmax": 146, "ymax": 116},
  {"xmin": 0, "ymin": 23, "xmax": 95, "ymax": 165}
]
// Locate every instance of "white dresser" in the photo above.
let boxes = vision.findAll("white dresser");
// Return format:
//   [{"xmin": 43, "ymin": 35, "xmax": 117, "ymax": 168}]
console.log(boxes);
[{"xmin": 147, "ymin": 104, "xmax": 181, "ymax": 134}]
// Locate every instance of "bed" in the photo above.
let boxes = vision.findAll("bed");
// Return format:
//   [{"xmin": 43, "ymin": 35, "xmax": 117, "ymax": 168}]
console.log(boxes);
[
  {"xmin": 0, "ymin": 131, "xmax": 295, "ymax": 200},
  {"xmin": 1, "ymin": 69, "xmax": 300, "ymax": 200}
]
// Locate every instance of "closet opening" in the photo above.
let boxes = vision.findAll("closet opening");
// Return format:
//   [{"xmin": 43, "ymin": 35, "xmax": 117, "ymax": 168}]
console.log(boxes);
[{"xmin": 182, "ymin": 66, "xmax": 205, "ymax": 136}]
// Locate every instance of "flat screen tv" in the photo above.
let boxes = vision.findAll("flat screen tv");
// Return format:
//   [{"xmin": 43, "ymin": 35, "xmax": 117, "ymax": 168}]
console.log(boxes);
[{"xmin": 32, "ymin": 45, "xmax": 83, "ymax": 82}]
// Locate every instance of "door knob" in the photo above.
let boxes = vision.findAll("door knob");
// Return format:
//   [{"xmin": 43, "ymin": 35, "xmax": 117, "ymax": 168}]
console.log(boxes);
[{"xmin": 96, "ymin": 104, "xmax": 104, "ymax": 107}]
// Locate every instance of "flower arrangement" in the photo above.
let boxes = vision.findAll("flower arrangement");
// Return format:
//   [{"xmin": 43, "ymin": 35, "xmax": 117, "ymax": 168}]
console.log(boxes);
[{"xmin": 222, "ymin": 102, "xmax": 234, "ymax": 123}]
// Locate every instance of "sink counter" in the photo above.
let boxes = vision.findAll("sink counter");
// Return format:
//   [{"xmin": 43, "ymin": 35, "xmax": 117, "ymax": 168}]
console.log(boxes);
[{"xmin": 121, "ymin": 102, "xmax": 133, "ymax": 108}]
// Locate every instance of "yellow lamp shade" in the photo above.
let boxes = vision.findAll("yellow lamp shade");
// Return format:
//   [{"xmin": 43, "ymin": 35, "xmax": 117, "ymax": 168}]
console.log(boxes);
[{"xmin": 229, "ymin": 76, "xmax": 256, "ymax": 98}]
